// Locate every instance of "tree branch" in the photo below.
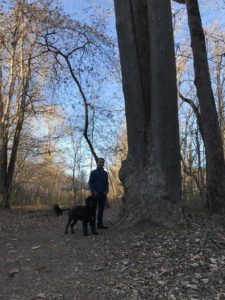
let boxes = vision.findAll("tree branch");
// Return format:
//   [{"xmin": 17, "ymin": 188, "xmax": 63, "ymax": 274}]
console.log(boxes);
[
  {"xmin": 178, "ymin": 92, "xmax": 204, "ymax": 142},
  {"xmin": 173, "ymin": 0, "xmax": 185, "ymax": 3},
  {"xmin": 44, "ymin": 33, "xmax": 99, "ymax": 163}
]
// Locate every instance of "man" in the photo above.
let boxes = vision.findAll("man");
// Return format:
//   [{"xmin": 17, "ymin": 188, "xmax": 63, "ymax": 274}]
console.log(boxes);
[{"xmin": 88, "ymin": 157, "xmax": 109, "ymax": 229}]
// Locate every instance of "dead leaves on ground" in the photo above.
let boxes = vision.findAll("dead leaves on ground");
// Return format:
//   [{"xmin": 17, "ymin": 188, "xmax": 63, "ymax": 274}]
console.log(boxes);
[{"xmin": 1, "ymin": 210, "xmax": 225, "ymax": 299}]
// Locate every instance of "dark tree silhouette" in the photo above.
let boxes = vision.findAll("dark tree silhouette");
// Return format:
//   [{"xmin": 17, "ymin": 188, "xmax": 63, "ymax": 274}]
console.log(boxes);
[{"xmin": 114, "ymin": 0, "xmax": 183, "ymax": 226}]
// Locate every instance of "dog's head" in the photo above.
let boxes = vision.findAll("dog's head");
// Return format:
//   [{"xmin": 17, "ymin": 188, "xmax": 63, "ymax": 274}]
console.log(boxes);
[
  {"xmin": 54, "ymin": 204, "xmax": 63, "ymax": 215},
  {"xmin": 85, "ymin": 195, "xmax": 97, "ymax": 210}
]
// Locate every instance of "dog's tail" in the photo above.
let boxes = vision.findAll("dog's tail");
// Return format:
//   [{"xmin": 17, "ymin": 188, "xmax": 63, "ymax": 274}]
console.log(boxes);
[{"xmin": 54, "ymin": 204, "xmax": 70, "ymax": 216}]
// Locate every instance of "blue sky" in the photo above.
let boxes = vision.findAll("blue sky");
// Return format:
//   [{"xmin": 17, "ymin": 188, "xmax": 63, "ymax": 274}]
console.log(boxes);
[
  {"xmin": 60, "ymin": 0, "xmax": 116, "ymax": 38},
  {"xmin": 56, "ymin": 0, "xmax": 225, "ymax": 173},
  {"xmin": 61, "ymin": 0, "xmax": 113, "ymax": 10},
  {"xmin": 45, "ymin": 0, "xmax": 124, "ymax": 174},
  {"xmin": 59, "ymin": 0, "xmax": 225, "ymax": 26}
]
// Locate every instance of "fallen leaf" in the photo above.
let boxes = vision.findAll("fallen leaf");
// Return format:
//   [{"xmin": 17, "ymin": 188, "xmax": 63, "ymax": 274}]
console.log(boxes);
[
  {"xmin": 9, "ymin": 268, "xmax": 19, "ymax": 278},
  {"xmin": 31, "ymin": 246, "xmax": 40, "ymax": 250},
  {"xmin": 36, "ymin": 293, "xmax": 46, "ymax": 298},
  {"xmin": 92, "ymin": 266, "xmax": 105, "ymax": 271}
]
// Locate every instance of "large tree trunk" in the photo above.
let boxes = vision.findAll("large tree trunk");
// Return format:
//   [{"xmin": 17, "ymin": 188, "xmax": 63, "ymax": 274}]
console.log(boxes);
[
  {"xmin": 0, "ymin": 127, "xmax": 6, "ymax": 206},
  {"xmin": 114, "ymin": 0, "xmax": 183, "ymax": 227},
  {"xmin": 0, "ymin": 116, "xmax": 24, "ymax": 209},
  {"xmin": 0, "ymin": 40, "xmax": 8, "ymax": 208},
  {"xmin": 0, "ymin": 141, "xmax": 9, "ymax": 208},
  {"xmin": 0, "ymin": 102, "xmax": 4, "ymax": 205},
  {"xmin": 185, "ymin": 0, "xmax": 225, "ymax": 212}
]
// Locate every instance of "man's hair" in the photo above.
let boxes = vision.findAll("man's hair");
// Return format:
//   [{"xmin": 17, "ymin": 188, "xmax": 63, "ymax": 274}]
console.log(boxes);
[{"xmin": 97, "ymin": 157, "xmax": 105, "ymax": 162}]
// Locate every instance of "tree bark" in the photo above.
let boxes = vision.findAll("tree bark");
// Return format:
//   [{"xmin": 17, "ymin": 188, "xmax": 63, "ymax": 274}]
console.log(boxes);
[
  {"xmin": 185, "ymin": 0, "xmax": 225, "ymax": 212},
  {"xmin": 114, "ymin": 0, "xmax": 183, "ymax": 227},
  {"xmin": 0, "ymin": 39, "xmax": 4, "ymax": 204},
  {"xmin": 0, "ymin": 6, "xmax": 33, "ymax": 208}
]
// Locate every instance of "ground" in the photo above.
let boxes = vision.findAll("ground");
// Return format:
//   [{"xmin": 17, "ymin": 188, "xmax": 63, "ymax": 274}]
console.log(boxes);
[{"xmin": 1, "ymin": 203, "xmax": 225, "ymax": 300}]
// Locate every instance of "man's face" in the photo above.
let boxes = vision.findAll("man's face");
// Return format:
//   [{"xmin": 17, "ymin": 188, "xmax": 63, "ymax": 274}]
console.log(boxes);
[{"xmin": 97, "ymin": 159, "xmax": 104, "ymax": 168}]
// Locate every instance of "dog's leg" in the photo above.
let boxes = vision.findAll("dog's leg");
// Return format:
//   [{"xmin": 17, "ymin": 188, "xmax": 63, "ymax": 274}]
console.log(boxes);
[
  {"xmin": 90, "ymin": 216, "xmax": 98, "ymax": 235},
  {"xmin": 91, "ymin": 225, "xmax": 98, "ymax": 235},
  {"xmin": 65, "ymin": 216, "xmax": 73, "ymax": 234},
  {"xmin": 82, "ymin": 220, "xmax": 88, "ymax": 236},
  {"xmin": 70, "ymin": 217, "xmax": 78, "ymax": 233}
]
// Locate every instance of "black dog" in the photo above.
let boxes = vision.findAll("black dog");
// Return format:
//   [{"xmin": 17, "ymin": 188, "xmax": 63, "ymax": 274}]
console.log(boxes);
[{"xmin": 54, "ymin": 196, "xmax": 98, "ymax": 236}]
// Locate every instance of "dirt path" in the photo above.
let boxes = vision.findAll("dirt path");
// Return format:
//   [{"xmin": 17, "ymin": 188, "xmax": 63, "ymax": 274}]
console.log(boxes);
[{"xmin": 1, "ymin": 206, "xmax": 225, "ymax": 300}]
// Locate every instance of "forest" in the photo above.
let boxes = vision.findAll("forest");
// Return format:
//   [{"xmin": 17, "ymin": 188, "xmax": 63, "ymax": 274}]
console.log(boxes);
[
  {"xmin": 1, "ymin": 0, "xmax": 225, "ymax": 299},
  {"xmin": 0, "ymin": 0, "xmax": 224, "ymax": 217}
]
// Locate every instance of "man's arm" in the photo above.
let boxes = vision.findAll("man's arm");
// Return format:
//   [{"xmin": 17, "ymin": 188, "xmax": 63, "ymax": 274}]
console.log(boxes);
[
  {"xmin": 88, "ymin": 171, "xmax": 96, "ymax": 194},
  {"xmin": 105, "ymin": 172, "xmax": 109, "ymax": 194}
]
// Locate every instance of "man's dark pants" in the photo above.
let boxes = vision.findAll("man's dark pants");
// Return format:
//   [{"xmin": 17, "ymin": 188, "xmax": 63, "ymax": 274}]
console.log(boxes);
[{"xmin": 96, "ymin": 194, "xmax": 106, "ymax": 227}]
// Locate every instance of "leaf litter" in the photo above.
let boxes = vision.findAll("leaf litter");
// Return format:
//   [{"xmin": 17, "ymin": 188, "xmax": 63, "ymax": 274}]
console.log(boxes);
[{"xmin": 0, "ymin": 207, "xmax": 225, "ymax": 299}]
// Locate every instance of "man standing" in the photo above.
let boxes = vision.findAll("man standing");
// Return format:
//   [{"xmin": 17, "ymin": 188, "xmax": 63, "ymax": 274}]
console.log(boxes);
[{"xmin": 89, "ymin": 157, "xmax": 109, "ymax": 229}]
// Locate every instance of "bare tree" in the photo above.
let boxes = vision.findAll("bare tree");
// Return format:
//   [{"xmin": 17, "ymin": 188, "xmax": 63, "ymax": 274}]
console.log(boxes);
[
  {"xmin": 0, "ymin": 0, "xmax": 59, "ymax": 208},
  {"xmin": 41, "ymin": 13, "xmax": 117, "ymax": 164},
  {"xmin": 174, "ymin": 0, "xmax": 225, "ymax": 213}
]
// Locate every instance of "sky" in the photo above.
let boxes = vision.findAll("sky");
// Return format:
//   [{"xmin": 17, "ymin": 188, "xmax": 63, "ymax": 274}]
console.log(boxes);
[
  {"xmin": 44, "ymin": 0, "xmax": 124, "ymax": 175},
  {"xmin": 60, "ymin": 0, "xmax": 115, "ymax": 27},
  {"xmin": 61, "ymin": 0, "xmax": 113, "ymax": 10},
  {"xmin": 60, "ymin": 0, "xmax": 116, "ymax": 41},
  {"xmin": 46, "ymin": 0, "xmax": 225, "ymax": 175},
  {"xmin": 59, "ymin": 0, "xmax": 225, "ymax": 27}
]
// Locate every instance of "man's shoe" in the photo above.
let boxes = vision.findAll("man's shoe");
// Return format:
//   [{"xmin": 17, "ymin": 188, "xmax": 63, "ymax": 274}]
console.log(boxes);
[{"xmin": 97, "ymin": 225, "xmax": 109, "ymax": 229}]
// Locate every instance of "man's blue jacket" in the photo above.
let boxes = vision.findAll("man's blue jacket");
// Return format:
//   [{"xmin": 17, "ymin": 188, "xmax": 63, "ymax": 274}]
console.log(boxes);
[{"xmin": 89, "ymin": 168, "xmax": 109, "ymax": 195}]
